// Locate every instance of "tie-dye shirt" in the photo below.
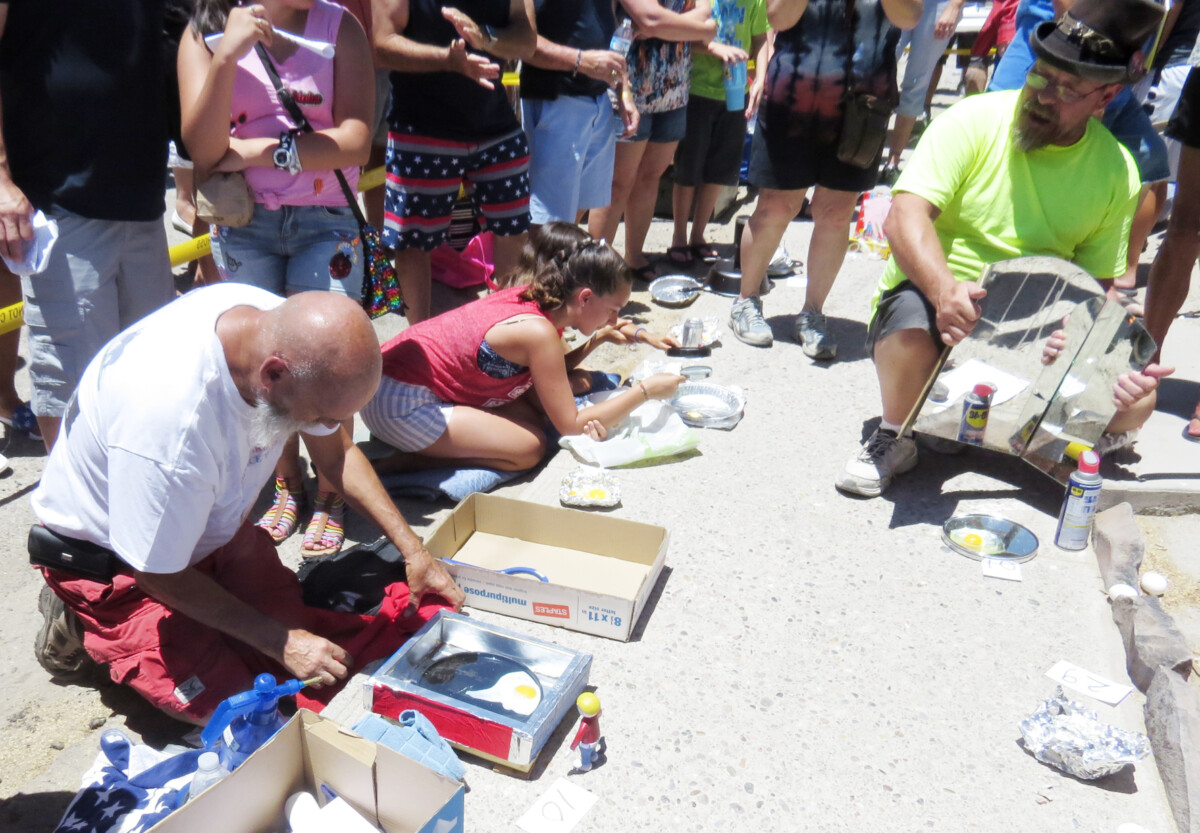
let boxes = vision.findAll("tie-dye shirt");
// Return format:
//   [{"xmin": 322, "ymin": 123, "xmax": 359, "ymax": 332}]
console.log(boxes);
[
  {"xmin": 628, "ymin": 0, "xmax": 695, "ymax": 113},
  {"xmin": 763, "ymin": 0, "xmax": 900, "ymax": 145}
]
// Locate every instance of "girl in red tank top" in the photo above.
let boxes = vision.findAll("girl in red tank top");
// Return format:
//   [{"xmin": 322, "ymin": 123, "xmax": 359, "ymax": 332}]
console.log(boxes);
[{"xmin": 362, "ymin": 230, "xmax": 685, "ymax": 472}]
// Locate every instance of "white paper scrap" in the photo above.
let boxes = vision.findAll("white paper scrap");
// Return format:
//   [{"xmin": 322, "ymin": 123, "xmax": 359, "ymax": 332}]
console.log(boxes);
[
  {"xmin": 1044, "ymin": 660, "xmax": 1133, "ymax": 706},
  {"xmin": 516, "ymin": 778, "xmax": 598, "ymax": 833},
  {"xmin": 981, "ymin": 558, "xmax": 1023, "ymax": 582},
  {"xmin": 934, "ymin": 357, "xmax": 1029, "ymax": 408}
]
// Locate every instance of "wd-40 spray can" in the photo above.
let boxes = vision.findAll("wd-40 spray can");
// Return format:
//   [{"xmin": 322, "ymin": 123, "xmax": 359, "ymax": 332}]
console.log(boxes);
[
  {"xmin": 957, "ymin": 383, "xmax": 994, "ymax": 445},
  {"xmin": 1054, "ymin": 449, "xmax": 1102, "ymax": 550}
]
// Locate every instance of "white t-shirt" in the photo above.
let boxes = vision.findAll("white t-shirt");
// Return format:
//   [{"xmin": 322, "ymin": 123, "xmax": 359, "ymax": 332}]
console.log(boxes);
[{"xmin": 32, "ymin": 284, "xmax": 334, "ymax": 574}]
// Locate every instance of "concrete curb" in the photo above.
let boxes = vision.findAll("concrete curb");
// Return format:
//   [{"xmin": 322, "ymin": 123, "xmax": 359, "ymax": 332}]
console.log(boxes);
[{"xmin": 1094, "ymin": 504, "xmax": 1200, "ymax": 833}]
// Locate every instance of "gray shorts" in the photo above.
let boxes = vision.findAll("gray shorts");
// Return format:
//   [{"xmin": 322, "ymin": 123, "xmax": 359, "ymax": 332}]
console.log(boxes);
[
  {"xmin": 20, "ymin": 215, "xmax": 173, "ymax": 417},
  {"xmin": 865, "ymin": 281, "xmax": 941, "ymax": 357},
  {"xmin": 360, "ymin": 375, "xmax": 454, "ymax": 452}
]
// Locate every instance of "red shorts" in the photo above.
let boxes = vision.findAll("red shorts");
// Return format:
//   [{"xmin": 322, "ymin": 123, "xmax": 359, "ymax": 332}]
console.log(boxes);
[{"xmin": 42, "ymin": 522, "xmax": 449, "ymax": 722}]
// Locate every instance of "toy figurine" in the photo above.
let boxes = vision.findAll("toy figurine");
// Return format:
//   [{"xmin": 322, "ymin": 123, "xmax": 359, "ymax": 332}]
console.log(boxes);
[{"xmin": 569, "ymin": 692, "xmax": 602, "ymax": 771}]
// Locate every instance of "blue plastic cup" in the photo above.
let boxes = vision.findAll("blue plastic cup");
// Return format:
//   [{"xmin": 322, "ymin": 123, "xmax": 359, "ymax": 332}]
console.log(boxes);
[{"xmin": 724, "ymin": 61, "xmax": 747, "ymax": 112}]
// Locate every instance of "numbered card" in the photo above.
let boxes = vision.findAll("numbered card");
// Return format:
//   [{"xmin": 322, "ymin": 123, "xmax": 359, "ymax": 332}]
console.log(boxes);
[
  {"xmin": 517, "ymin": 779, "xmax": 598, "ymax": 833},
  {"xmin": 981, "ymin": 558, "xmax": 1023, "ymax": 582},
  {"xmin": 1045, "ymin": 660, "xmax": 1133, "ymax": 706}
]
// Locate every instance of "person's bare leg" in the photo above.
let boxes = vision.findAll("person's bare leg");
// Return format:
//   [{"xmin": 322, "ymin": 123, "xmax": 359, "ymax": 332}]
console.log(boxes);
[
  {"xmin": 671, "ymin": 183, "xmax": 696, "ymax": 251},
  {"xmin": 589, "ymin": 140, "xmax": 647, "ymax": 247},
  {"xmin": 1108, "ymin": 182, "xmax": 1166, "ymax": 315},
  {"xmin": 803, "ymin": 186, "xmax": 859, "ymax": 313},
  {"xmin": 622, "ymin": 140, "xmax": 679, "ymax": 270},
  {"xmin": 738, "ymin": 187, "xmax": 808, "ymax": 299},
  {"xmin": 689, "ymin": 183, "xmax": 725, "ymax": 248},
  {"xmin": 37, "ymin": 417, "xmax": 60, "ymax": 451},
  {"xmin": 395, "ymin": 247, "xmax": 432, "ymax": 325},
  {"xmin": 492, "ymin": 231, "xmax": 528, "ymax": 281},
  {"xmin": 887, "ymin": 114, "xmax": 917, "ymax": 169},
  {"xmin": 1146, "ymin": 146, "xmax": 1200, "ymax": 355},
  {"xmin": 0, "ymin": 264, "xmax": 23, "ymax": 418},
  {"xmin": 375, "ymin": 401, "xmax": 548, "ymax": 472},
  {"xmin": 874, "ymin": 328, "xmax": 942, "ymax": 426},
  {"xmin": 365, "ymin": 143, "xmax": 387, "ymax": 230}
]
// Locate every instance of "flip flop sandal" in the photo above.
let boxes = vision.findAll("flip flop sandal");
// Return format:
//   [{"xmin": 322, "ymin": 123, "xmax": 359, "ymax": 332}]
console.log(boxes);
[
  {"xmin": 256, "ymin": 477, "xmax": 303, "ymax": 544},
  {"xmin": 302, "ymin": 492, "xmax": 346, "ymax": 558},
  {"xmin": 0, "ymin": 402, "xmax": 42, "ymax": 441},
  {"xmin": 666, "ymin": 245, "xmax": 694, "ymax": 265},
  {"xmin": 690, "ymin": 243, "xmax": 720, "ymax": 262},
  {"xmin": 631, "ymin": 263, "xmax": 660, "ymax": 282}
]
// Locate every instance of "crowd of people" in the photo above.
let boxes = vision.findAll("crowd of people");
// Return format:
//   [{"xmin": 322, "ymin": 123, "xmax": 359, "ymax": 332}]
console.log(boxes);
[{"xmin": 2, "ymin": 0, "xmax": 1199, "ymax": 722}]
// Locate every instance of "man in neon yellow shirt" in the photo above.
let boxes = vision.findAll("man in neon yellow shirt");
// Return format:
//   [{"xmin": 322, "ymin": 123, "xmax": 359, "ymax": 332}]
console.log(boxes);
[{"xmin": 837, "ymin": 0, "xmax": 1169, "ymax": 497}]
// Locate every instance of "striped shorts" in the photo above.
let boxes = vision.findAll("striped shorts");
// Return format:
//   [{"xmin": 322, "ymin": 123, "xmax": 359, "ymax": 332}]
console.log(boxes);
[
  {"xmin": 383, "ymin": 126, "xmax": 531, "ymax": 251},
  {"xmin": 360, "ymin": 376, "xmax": 455, "ymax": 452}
]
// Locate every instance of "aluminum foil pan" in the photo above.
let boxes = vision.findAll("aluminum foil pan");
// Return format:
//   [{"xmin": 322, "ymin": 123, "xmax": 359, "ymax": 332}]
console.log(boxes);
[
  {"xmin": 670, "ymin": 382, "xmax": 745, "ymax": 428},
  {"xmin": 559, "ymin": 466, "xmax": 621, "ymax": 508},
  {"xmin": 942, "ymin": 513, "xmax": 1039, "ymax": 562},
  {"xmin": 649, "ymin": 275, "xmax": 703, "ymax": 307}
]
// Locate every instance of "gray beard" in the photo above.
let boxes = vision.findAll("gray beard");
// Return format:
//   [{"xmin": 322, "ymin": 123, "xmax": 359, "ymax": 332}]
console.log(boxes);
[
  {"xmin": 1012, "ymin": 121, "xmax": 1050, "ymax": 153},
  {"xmin": 248, "ymin": 396, "xmax": 321, "ymax": 449}
]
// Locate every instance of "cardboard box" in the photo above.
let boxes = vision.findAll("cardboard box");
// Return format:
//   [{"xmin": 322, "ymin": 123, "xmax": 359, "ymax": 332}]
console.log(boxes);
[
  {"xmin": 425, "ymin": 494, "xmax": 668, "ymax": 641},
  {"xmin": 151, "ymin": 710, "xmax": 464, "ymax": 833},
  {"xmin": 369, "ymin": 610, "xmax": 591, "ymax": 772}
]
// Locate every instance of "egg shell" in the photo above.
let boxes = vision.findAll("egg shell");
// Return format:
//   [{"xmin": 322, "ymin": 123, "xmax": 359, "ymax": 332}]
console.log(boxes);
[{"xmin": 1140, "ymin": 571, "xmax": 1169, "ymax": 596}]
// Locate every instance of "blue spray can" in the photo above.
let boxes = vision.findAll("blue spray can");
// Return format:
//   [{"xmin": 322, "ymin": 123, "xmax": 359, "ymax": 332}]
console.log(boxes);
[
  {"xmin": 957, "ymin": 383, "xmax": 995, "ymax": 445},
  {"xmin": 1054, "ymin": 449, "xmax": 1102, "ymax": 550}
]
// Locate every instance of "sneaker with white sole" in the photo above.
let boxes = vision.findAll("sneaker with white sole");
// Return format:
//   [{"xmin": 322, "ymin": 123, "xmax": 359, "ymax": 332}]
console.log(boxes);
[
  {"xmin": 730, "ymin": 296, "xmax": 773, "ymax": 347},
  {"xmin": 836, "ymin": 428, "xmax": 918, "ymax": 497},
  {"xmin": 795, "ymin": 310, "xmax": 837, "ymax": 359}
]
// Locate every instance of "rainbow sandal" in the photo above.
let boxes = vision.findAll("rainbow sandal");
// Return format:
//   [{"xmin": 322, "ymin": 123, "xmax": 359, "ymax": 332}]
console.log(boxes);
[
  {"xmin": 256, "ymin": 477, "xmax": 303, "ymax": 544},
  {"xmin": 302, "ymin": 492, "xmax": 346, "ymax": 558}
]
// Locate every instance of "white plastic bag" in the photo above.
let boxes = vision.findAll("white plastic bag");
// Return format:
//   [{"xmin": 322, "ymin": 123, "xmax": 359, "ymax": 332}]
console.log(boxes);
[{"xmin": 559, "ymin": 391, "xmax": 699, "ymax": 467}]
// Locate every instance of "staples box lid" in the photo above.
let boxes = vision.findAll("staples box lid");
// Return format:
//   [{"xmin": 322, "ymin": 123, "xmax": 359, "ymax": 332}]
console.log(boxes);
[{"xmin": 425, "ymin": 494, "xmax": 668, "ymax": 640}]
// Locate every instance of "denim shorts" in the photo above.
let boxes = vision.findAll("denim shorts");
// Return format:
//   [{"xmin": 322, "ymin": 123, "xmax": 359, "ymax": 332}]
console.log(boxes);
[
  {"xmin": 360, "ymin": 376, "xmax": 453, "ymax": 451},
  {"xmin": 624, "ymin": 104, "xmax": 688, "ymax": 144},
  {"xmin": 523, "ymin": 93, "xmax": 619, "ymax": 223},
  {"xmin": 209, "ymin": 204, "xmax": 363, "ymax": 299},
  {"xmin": 1103, "ymin": 89, "xmax": 1171, "ymax": 184},
  {"xmin": 20, "ymin": 215, "xmax": 174, "ymax": 416}
]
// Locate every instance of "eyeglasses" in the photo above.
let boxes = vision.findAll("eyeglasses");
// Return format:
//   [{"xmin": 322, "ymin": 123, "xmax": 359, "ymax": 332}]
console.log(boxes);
[{"xmin": 1025, "ymin": 69, "xmax": 1104, "ymax": 104}]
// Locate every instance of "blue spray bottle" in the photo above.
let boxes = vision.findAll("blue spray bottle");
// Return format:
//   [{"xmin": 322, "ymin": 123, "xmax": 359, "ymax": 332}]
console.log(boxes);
[{"xmin": 201, "ymin": 673, "xmax": 312, "ymax": 771}]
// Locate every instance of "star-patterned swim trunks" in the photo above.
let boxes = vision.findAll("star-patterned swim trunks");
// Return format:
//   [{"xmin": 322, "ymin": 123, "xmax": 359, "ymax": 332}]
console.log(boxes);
[{"xmin": 383, "ymin": 125, "xmax": 531, "ymax": 251}]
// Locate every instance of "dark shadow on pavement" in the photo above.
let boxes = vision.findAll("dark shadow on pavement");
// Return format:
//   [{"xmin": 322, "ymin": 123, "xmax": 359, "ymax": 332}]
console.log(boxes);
[
  {"xmin": 0, "ymin": 790, "xmax": 76, "ymax": 832},
  {"xmin": 629, "ymin": 565, "xmax": 671, "ymax": 643}
]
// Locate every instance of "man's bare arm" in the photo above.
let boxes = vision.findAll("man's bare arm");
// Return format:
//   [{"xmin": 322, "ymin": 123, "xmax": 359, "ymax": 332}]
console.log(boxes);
[
  {"xmin": 885, "ymin": 191, "xmax": 986, "ymax": 346},
  {"xmin": 304, "ymin": 427, "xmax": 465, "ymax": 610},
  {"xmin": 373, "ymin": 0, "xmax": 499, "ymax": 88},
  {"xmin": 135, "ymin": 566, "xmax": 351, "ymax": 684},
  {"xmin": 0, "ymin": 5, "xmax": 34, "ymax": 263}
]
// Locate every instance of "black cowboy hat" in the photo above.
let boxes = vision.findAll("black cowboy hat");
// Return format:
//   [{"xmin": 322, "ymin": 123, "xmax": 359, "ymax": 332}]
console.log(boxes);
[{"xmin": 1031, "ymin": 0, "xmax": 1165, "ymax": 84}]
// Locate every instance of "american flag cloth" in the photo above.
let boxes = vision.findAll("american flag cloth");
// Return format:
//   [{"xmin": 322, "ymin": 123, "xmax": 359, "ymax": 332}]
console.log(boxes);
[{"xmin": 53, "ymin": 731, "xmax": 203, "ymax": 833}]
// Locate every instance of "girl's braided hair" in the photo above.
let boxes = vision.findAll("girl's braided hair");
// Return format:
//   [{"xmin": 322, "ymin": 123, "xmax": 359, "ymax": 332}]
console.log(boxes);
[{"xmin": 514, "ymin": 223, "xmax": 634, "ymax": 310}]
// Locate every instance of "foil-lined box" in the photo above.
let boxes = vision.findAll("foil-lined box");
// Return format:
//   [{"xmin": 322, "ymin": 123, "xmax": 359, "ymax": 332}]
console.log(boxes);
[{"xmin": 366, "ymin": 611, "xmax": 591, "ymax": 772}]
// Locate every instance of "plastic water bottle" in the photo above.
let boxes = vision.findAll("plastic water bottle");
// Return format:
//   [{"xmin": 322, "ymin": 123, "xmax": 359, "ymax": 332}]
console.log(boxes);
[
  {"xmin": 610, "ymin": 17, "xmax": 633, "ymax": 55},
  {"xmin": 1054, "ymin": 449, "xmax": 1102, "ymax": 550},
  {"xmin": 201, "ymin": 673, "xmax": 308, "ymax": 771},
  {"xmin": 187, "ymin": 751, "xmax": 230, "ymax": 800}
]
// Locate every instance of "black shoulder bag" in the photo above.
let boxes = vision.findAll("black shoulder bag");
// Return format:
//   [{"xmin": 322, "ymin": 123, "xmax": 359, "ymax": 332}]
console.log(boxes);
[{"xmin": 836, "ymin": 0, "xmax": 898, "ymax": 170}]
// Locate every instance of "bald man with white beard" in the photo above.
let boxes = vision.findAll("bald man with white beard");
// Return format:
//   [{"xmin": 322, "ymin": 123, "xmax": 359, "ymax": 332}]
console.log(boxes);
[{"xmin": 30, "ymin": 284, "xmax": 463, "ymax": 723}]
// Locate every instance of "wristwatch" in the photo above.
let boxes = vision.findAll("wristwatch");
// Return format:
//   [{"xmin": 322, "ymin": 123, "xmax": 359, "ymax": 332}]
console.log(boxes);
[{"xmin": 273, "ymin": 130, "xmax": 303, "ymax": 175}]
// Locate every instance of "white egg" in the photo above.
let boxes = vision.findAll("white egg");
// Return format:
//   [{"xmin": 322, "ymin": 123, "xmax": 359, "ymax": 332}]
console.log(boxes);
[
  {"xmin": 1107, "ymin": 583, "xmax": 1139, "ymax": 600},
  {"xmin": 1140, "ymin": 571, "xmax": 1169, "ymax": 596}
]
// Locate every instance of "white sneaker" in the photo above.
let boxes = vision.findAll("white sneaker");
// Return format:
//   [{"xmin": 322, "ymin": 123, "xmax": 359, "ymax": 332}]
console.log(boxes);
[
  {"xmin": 836, "ymin": 429, "xmax": 918, "ymax": 497},
  {"xmin": 730, "ymin": 296, "xmax": 773, "ymax": 347}
]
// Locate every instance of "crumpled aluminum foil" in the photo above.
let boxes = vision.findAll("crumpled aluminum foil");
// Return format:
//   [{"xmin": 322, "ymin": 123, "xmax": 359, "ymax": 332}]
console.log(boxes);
[
  {"xmin": 1018, "ymin": 687, "xmax": 1150, "ymax": 780},
  {"xmin": 559, "ymin": 466, "xmax": 621, "ymax": 508}
]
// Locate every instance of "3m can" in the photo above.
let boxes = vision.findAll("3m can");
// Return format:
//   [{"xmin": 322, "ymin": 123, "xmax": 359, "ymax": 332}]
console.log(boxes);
[{"xmin": 957, "ymin": 383, "xmax": 995, "ymax": 445}]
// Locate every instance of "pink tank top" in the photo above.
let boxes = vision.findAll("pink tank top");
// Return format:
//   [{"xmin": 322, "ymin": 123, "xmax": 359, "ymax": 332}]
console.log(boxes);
[
  {"xmin": 381, "ymin": 287, "xmax": 560, "ymax": 409},
  {"xmin": 230, "ymin": 0, "xmax": 359, "ymax": 209}
]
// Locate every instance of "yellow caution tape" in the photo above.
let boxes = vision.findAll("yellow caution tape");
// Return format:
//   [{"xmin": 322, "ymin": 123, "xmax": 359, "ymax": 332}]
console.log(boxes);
[{"xmin": 0, "ymin": 301, "xmax": 23, "ymax": 336}]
